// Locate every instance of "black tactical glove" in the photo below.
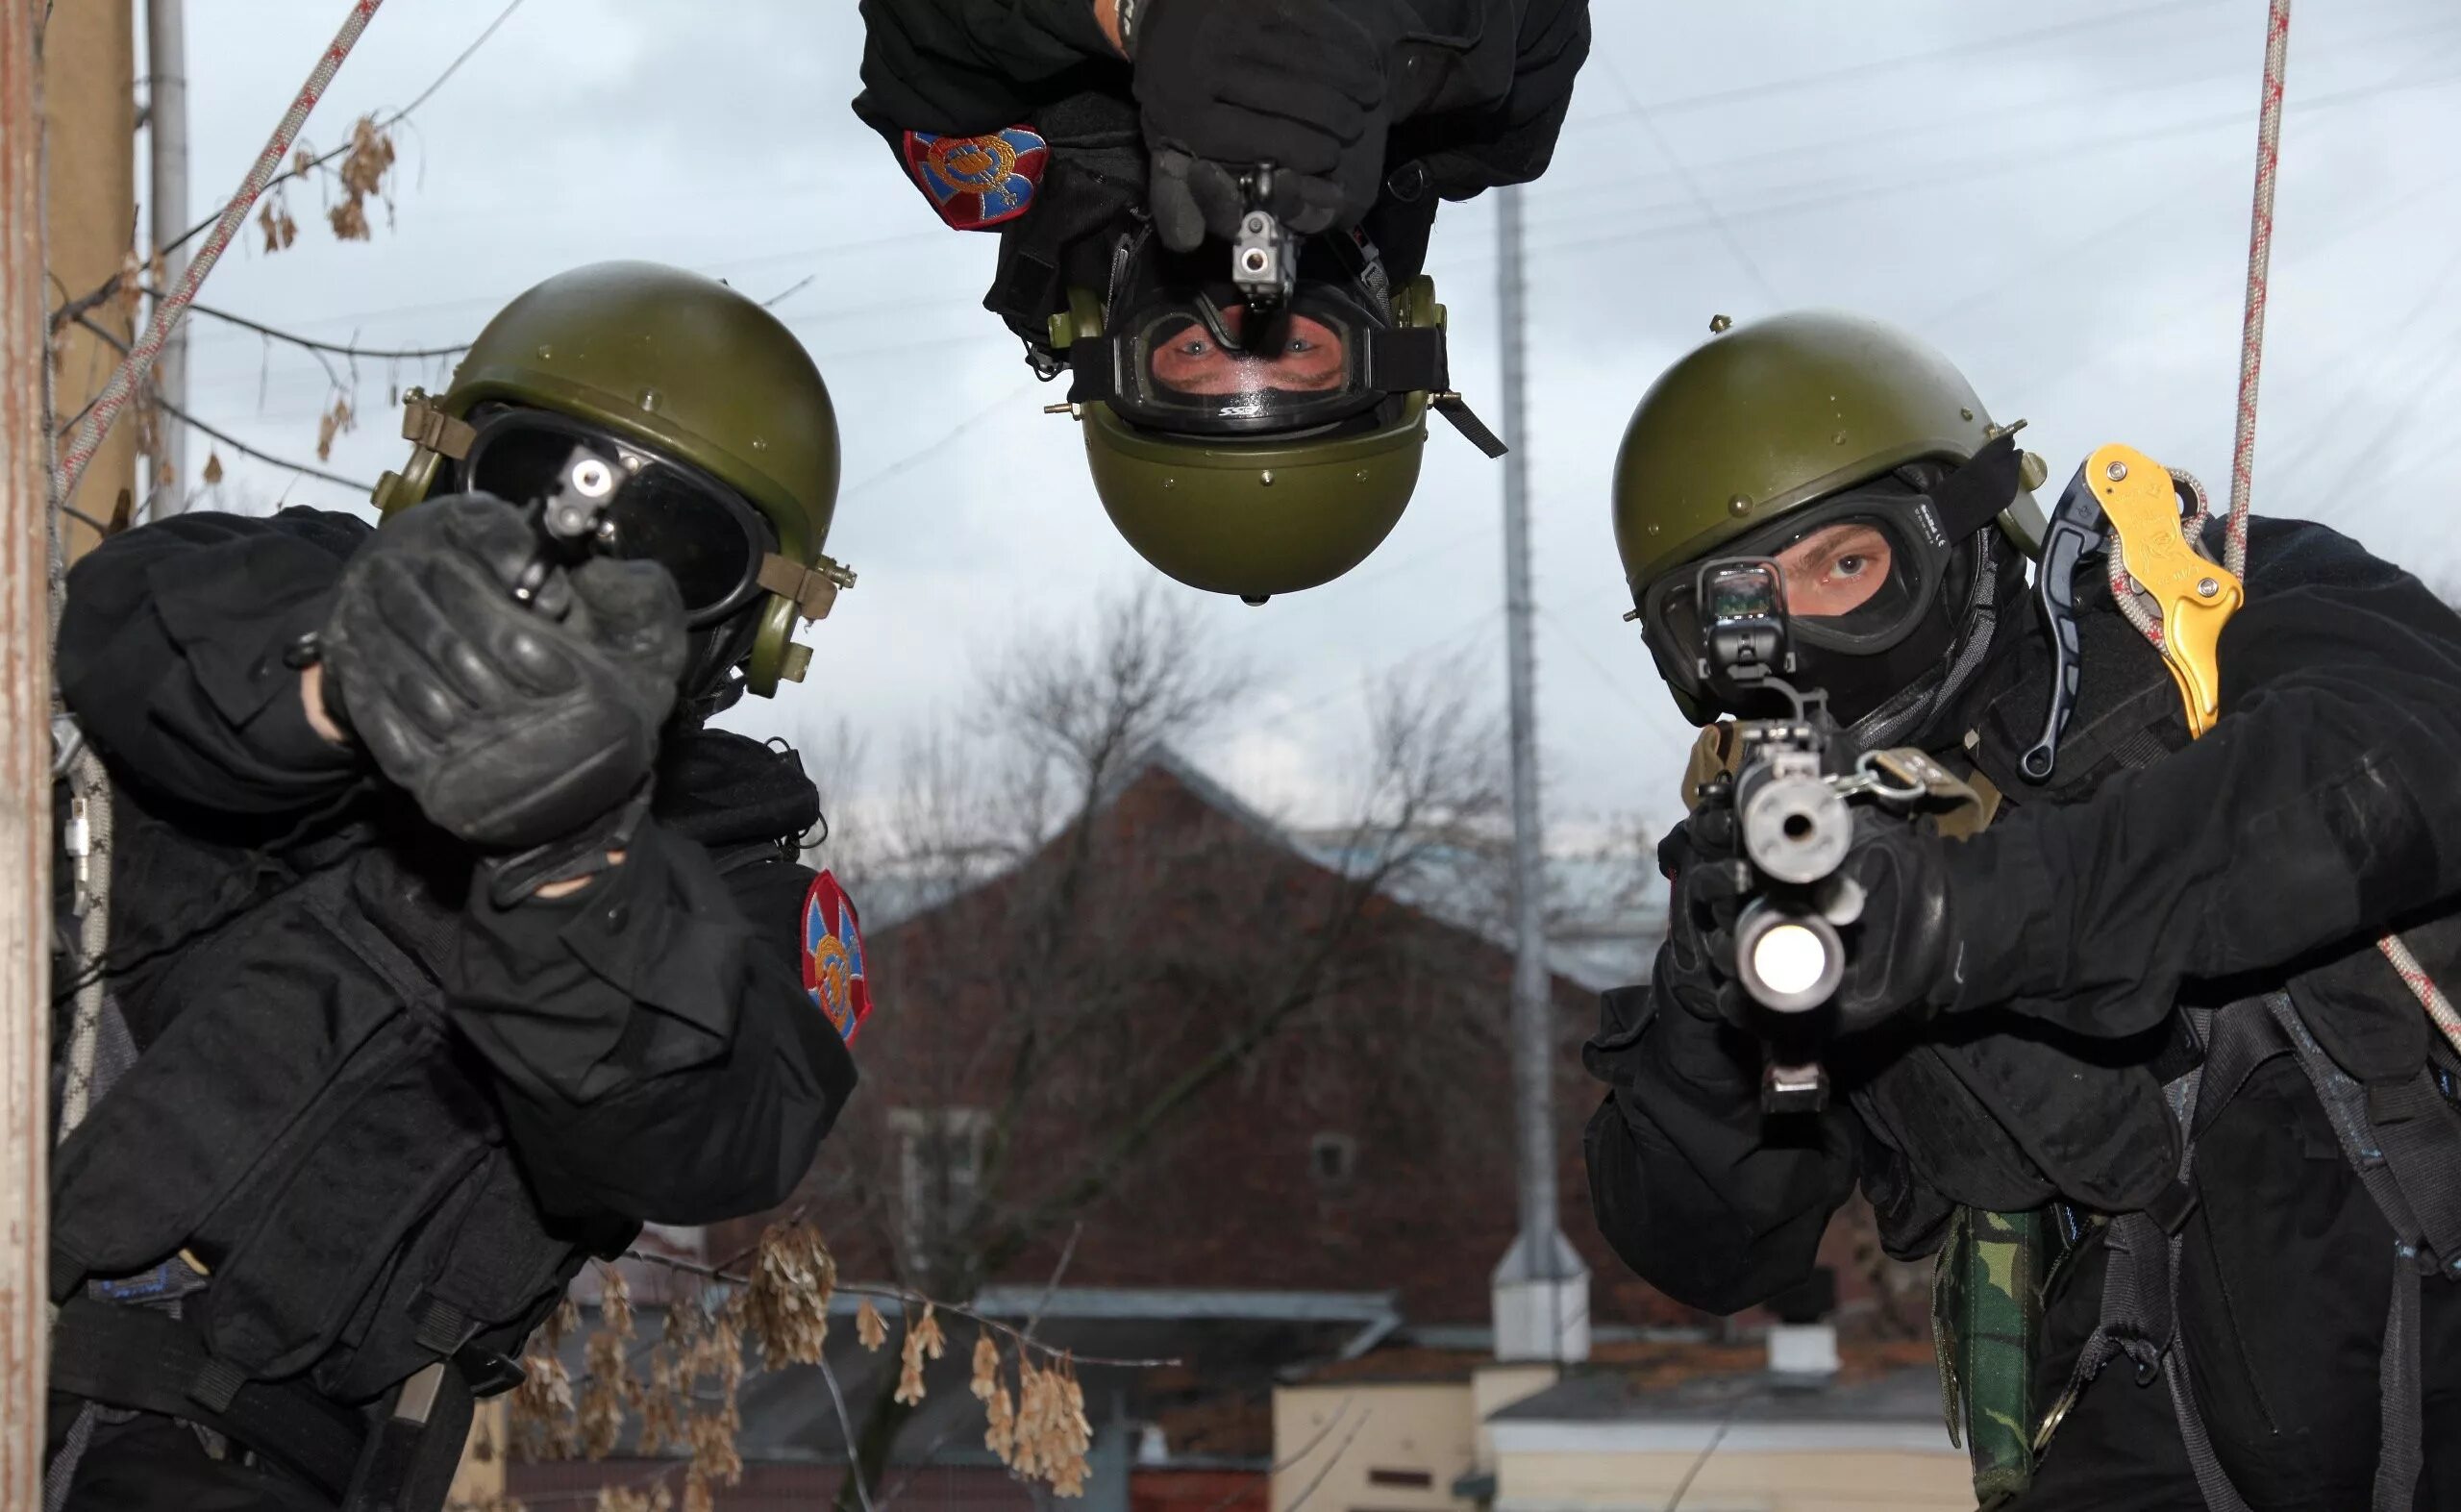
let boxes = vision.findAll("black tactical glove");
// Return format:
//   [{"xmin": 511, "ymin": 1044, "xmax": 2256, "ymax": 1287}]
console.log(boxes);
[
  {"xmin": 1129, "ymin": 0, "xmax": 1394, "ymax": 251},
  {"xmin": 1664, "ymin": 806, "xmax": 1953, "ymax": 1041},
  {"xmin": 1594, "ymin": 817, "xmax": 1772, "ymax": 1103},
  {"xmin": 318, "ymin": 494, "xmax": 686, "ymax": 851},
  {"xmin": 1825, "ymin": 812, "xmax": 1957, "ymax": 1036}
]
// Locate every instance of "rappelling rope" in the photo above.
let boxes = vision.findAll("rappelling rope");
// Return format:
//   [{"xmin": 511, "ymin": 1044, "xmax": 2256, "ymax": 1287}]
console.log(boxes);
[
  {"xmin": 50, "ymin": 0, "xmax": 385, "ymax": 508},
  {"xmin": 49, "ymin": 0, "xmax": 385, "ymax": 1138},
  {"xmin": 2225, "ymin": 0, "xmax": 2292, "ymax": 582},
  {"xmin": 2104, "ymin": 1, "xmax": 2461, "ymax": 1061}
]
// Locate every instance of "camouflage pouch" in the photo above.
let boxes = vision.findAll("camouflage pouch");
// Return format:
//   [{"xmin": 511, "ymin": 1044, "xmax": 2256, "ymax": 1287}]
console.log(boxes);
[{"xmin": 1933, "ymin": 1205, "xmax": 2051, "ymax": 1508}]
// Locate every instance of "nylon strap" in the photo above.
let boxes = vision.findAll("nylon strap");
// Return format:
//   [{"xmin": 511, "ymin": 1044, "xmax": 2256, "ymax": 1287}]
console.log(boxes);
[
  {"xmin": 2261, "ymin": 993, "xmax": 2449, "ymax": 1510},
  {"xmin": 48, "ymin": 1297, "xmax": 368, "ymax": 1497}
]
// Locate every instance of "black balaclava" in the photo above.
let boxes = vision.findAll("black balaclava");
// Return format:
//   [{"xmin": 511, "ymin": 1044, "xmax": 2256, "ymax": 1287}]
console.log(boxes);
[{"xmin": 1793, "ymin": 463, "xmax": 2029, "ymax": 756}]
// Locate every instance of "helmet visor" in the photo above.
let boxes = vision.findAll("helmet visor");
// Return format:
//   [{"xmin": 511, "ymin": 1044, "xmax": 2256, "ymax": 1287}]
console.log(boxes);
[
  {"xmin": 460, "ymin": 411, "xmax": 774, "ymax": 627},
  {"xmin": 1107, "ymin": 289, "xmax": 1385, "ymax": 436},
  {"xmin": 1638, "ymin": 507, "xmax": 1945, "ymax": 697}
]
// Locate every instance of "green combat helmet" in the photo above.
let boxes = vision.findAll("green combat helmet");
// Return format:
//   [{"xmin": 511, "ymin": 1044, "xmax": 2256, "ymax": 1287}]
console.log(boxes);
[
  {"xmin": 1612, "ymin": 310, "xmax": 2050, "ymax": 725},
  {"xmin": 374, "ymin": 260, "xmax": 853, "ymax": 698},
  {"xmin": 1048, "ymin": 227, "xmax": 1504, "ymax": 604}
]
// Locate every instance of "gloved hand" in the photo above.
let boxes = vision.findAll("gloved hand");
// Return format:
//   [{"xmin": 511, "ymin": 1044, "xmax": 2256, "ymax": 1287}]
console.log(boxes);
[
  {"xmin": 1129, "ymin": 0, "xmax": 1394, "ymax": 251},
  {"xmin": 317, "ymin": 494, "xmax": 686, "ymax": 850},
  {"xmin": 1658, "ymin": 808, "xmax": 1749, "ymax": 1028},
  {"xmin": 1630, "ymin": 810, "xmax": 1767, "ymax": 1095},
  {"xmin": 1824, "ymin": 812, "xmax": 1957, "ymax": 1036},
  {"xmin": 1663, "ymin": 806, "xmax": 1954, "ymax": 1042}
]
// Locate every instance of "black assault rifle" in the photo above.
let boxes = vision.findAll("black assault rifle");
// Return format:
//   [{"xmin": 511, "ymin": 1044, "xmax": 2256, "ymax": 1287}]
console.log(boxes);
[{"xmin": 1686, "ymin": 558, "xmax": 1970, "ymax": 1116}]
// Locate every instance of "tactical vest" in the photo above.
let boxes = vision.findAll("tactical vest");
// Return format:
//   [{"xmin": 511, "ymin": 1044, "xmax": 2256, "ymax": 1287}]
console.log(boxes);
[
  {"xmin": 48, "ymin": 782, "xmax": 634, "ymax": 1497},
  {"xmin": 1902, "ymin": 574, "xmax": 2461, "ymax": 1508}
]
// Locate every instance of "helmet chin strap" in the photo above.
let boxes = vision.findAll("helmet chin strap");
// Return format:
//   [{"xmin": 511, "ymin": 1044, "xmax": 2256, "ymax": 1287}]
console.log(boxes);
[{"xmin": 677, "ymin": 610, "xmax": 763, "ymax": 723}]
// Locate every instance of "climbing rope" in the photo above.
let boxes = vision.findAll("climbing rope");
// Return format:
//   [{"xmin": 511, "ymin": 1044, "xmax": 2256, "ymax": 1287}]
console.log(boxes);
[
  {"xmin": 50, "ymin": 0, "xmax": 386, "ymax": 508},
  {"xmin": 2224, "ymin": 0, "xmax": 2292, "ymax": 582},
  {"xmin": 49, "ymin": 0, "xmax": 385, "ymax": 1139},
  {"xmin": 2103, "ymin": 1, "xmax": 2461, "ymax": 1061}
]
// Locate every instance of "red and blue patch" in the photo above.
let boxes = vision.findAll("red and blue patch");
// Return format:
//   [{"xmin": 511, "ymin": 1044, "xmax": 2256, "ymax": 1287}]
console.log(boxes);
[
  {"xmin": 801, "ymin": 870, "xmax": 874, "ymax": 1045},
  {"xmin": 901, "ymin": 127, "xmax": 1049, "ymax": 232}
]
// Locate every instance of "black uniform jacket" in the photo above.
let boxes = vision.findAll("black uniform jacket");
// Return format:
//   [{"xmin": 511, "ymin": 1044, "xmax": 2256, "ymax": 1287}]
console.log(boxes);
[
  {"xmin": 1584, "ymin": 517, "xmax": 2461, "ymax": 1509},
  {"xmin": 851, "ymin": 0, "xmax": 1591, "ymax": 347},
  {"xmin": 50, "ymin": 508, "xmax": 855, "ymax": 1401}
]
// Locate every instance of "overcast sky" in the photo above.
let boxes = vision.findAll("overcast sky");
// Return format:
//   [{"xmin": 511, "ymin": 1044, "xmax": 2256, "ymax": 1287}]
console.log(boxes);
[{"xmin": 163, "ymin": 0, "xmax": 2461, "ymax": 850}]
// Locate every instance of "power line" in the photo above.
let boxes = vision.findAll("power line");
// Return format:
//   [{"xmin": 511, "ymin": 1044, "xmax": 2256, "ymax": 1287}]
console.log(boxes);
[
  {"xmin": 157, "ymin": 396, "xmax": 374, "ymax": 493},
  {"xmin": 161, "ymin": 0, "xmax": 534, "ymax": 261},
  {"xmin": 1565, "ymin": 0, "xmax": 2237, "ymax": 132},
  {"xmin": 1506, "ymin": 19, "xmax": 2461, "ymax": 258},
  {"xmin": 171, "ymin": 226, "xmax": 958, "ymax": 351},
  {"xmin": 1461, "ymin": 58, "xmax": 2461, "ymax": 278},
  {"xmin": 147, "ymin": 287, "xmax": 471, "ymax": 359}
]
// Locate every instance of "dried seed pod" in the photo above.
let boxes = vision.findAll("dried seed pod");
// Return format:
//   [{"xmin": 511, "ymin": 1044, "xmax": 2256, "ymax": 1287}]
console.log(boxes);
[
  {"xmin": 895, "ymin": 1324, "xmax": 929, "ymax": 1406},
  {"xmin": 743, "ymin": 1221, "xmax": 836, "ymax": 1370},
  {"xmin": 970, "ymin": 1329, "xmax": 1001, "ymax": 1402},
  {"xmin": 579, "ymin": 1327, "xmax": 633, "ymax": 1460},
  {"xmin": 600, "ymin": 1266, "xmax": 635, "ymax": 1341},
  {"xmin": 857, "ymin": 1299, "xmax": 888, "ymax": 1351}
]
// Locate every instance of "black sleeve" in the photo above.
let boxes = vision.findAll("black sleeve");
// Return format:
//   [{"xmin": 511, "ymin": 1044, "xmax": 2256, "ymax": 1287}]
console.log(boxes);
[
  {"xmin": 854, "ymin": 0, "xmax": 1120, "ymax": 137},
  {"xmin": 1401, "ymin": 0, "xmax": 1592, "ymax": 200},
  {"xmin": 58, "ymin": 508, "xmax": 368, "ymax": 815},
  {"xmin": 1581, "ymin": 977, "xmax": 1860, "ymax": 1314},
  {"xmin": 1942, "ymin": 517, "xmax": 2461, "ymax": 1035},
  {"xmin": 443, "ymin": 819, "xmax": 857, "ymax": 1225},
  {"xmin": 852, "ymin": 0, "xmax": 1589, "ymax": 188}
]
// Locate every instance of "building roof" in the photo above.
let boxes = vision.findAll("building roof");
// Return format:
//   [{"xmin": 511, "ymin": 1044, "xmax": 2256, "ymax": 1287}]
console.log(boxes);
[
  {"xmin": 1287, "ymin": 1337, "xmax": 1944, "ymax": 1421},
  {"xmin": 1479, "ymin": 1338, "xmax": 1954, "ymax": 1454},
  {"xmin": 863, "ymin": 744, "xmax": 1661, "ymax": 993}
]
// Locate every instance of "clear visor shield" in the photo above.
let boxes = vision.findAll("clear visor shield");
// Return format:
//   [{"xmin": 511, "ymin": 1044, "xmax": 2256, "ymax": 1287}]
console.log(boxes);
[{"xmin": 1109, "ymin": 289, "xmax": 1387, "ymax": 436}]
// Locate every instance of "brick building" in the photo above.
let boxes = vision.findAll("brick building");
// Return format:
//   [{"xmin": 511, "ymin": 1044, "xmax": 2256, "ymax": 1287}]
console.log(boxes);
[
  {"xmin": 500, "ymin": 748, "xmax": 1686, "ymax": 1508},
  {"xmin": 719, "ymin": 746, "xmax": 1669, "ymax": 1327}
]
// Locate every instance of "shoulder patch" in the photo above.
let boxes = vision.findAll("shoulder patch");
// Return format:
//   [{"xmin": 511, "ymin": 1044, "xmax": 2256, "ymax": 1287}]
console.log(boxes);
[
  {"xmin": 801, "ymin": 870, "xmax": 874, "ymax": 1044},
  {"xmin": 901, "ymin": 127, "xmax": 1049, "ymax": 232}
]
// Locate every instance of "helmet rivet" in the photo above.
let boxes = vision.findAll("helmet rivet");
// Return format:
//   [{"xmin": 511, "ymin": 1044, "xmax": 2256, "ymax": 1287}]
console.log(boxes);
[
  {"xmin": 2198, "ymin": 577, "xmax": 2221, "ymax": 598},
  {"xmin": 1355, "ymin": 470, "xmax": 1368, "ymax": 483},
  {"xmin": 1260, "ymin": 470, "xmax": 1275, "ymax": 485},
  {"xmin": 1646, "ymin": 523, "xmax": 1660, "ymax": 536},
  {"xmin": 752, "ymin": 436, "xmax": 769, "ymax": 452},
  {"xmin": 1960, "ymin": 408, "xmax": 1975, "ymax": 422},
  {"xmin": 536, "ymin": 344, "xmax": 553, "ymax": 360},
  {"xmin": 2105, "ymin": 459, "xmax": 2128, "ymax": 482},
  {"xmin": 1832, "ymin": 431, "xmax": 1847, "ymax": 446},
  {"xmin": 638, "ymin": 388, "xmax": 662, "ymax": 413},
  {"xmin": 1728, "ymin": 494, "xmax": 1752, "ymax": 517},
  {"xmin": 1708, "ymin": 314, "xmax": 1733, "ymax": 335},
  {"xmin": 1163, "ymin": 478, "xmax": 1177, "ymax": 490}
]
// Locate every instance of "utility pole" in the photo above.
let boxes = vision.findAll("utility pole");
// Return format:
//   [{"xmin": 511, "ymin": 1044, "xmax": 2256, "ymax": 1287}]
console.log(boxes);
[
  {"xmin": 1, "ymin": 0, "xmax": 56, "ymax": 1499},
  {"xmin": 41, "ymin": 0, "xmax": 135, "ymax": 557},
  {"xmin": 1487, "ymin": 185, "xmax": 1589, "ymax": 1365},
  {"xmin": 146, "ymin": 0, "xmax": 188, "ymax": 516}
]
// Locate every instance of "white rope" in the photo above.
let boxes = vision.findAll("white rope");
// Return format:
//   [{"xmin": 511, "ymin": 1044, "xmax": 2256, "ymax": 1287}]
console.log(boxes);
[
  {"xmin": 2192, "ymin": 1, "xmax": 2460, "ymax": 1058},
  {"xmin": 49, "ymin": 0, "xmax": 385, "ymax": 1134},
  {"xmin": 2225, "ymin": 0, "xmax": 2292, "ymax": 580},
  {"xmin": 51, "ymin": 0, "xmax": 385, "ymax": 506}
]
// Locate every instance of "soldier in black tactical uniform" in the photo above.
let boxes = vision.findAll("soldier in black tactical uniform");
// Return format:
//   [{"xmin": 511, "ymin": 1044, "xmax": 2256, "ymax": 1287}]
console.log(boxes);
[
  {"xmin": 854, "ymin": 0, "xmax": 1590, "ymax": 600},
  {"xmin": 1584, "ymin": 311, "xmax": 2461, "ymax": 1510},
  {"xmin": 44, "ymin": 261, "xmax": 872, "ymax": 1511}
]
